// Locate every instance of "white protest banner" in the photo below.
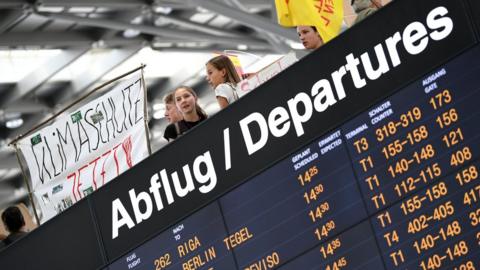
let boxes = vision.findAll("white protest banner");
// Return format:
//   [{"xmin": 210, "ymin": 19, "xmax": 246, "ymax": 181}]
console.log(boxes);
[
  {"xmin": 237, "ymin": 51, "xmax": 298, "ymax": 96},
  {"xmin": 16, "ymin": 70, "xmax": 149, "ymax": 222}
]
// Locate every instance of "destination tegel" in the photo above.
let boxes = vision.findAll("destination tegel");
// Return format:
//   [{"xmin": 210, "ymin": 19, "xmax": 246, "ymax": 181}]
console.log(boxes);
[{"xmin": 111, "ymin": 6, "xmax": 454, "ymax": 239}]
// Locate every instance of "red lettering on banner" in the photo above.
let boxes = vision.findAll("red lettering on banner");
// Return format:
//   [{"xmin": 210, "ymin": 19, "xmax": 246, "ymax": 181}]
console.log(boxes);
[
  {"xmin": 89, "ymin": 156, "xmax": 101, "ymax": 190},
  {"xmin": 323, "ymin": 3, "xmax": 334, "ymax": 14},
  {"xmin": 322, "ymin": 16, "xmax": 331, "ymax": 26},
  {"xmin": 122, "ymin": 136, "xmax": 133, "ymax": 168},
  {"xmin": 314, "ymin": 0, "xmax": 336, "ymax": 26},
  {"xmin": 64, "ymin": 135, "xmax": 134, "ymax": 202},
  {"xmin": 101, "ymin": 150, "xmax": 112, "ymax": 186},
  {"xmin": 112, "ymin": 144, "xmax": 121, "ymax": 177},
  {"xmin": 77, "ymin": 164, "xmax": 88, "ymax": 200},
  {"xmin": 67, "ymin": 172, "xmax": 78, "ymax": 202},
  {"xmin": 314, "ymin": 0, "xmax": 324, "ymax": 13}
]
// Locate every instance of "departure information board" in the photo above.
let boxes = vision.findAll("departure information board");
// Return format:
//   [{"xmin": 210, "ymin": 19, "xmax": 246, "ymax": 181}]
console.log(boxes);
[{"xmin": 107, "ymin": 44, "xmax": 480, "ymax": 270}]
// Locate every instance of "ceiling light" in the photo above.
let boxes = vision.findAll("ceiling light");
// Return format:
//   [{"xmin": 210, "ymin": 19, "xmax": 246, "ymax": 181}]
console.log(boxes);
[
  {"xmin": 190, "ymin": 13, "xmax": 215, "ymax": 24},
  {"xmin": 123, "ymin": 29, "xmax": 141, "ymax": 38},
  {"xmin": 177, "ymin": 42, "xmax": 198, "ymax": 48},
  {"xmin": 91, "ymin": 40, "xmax": 106, "ymax": 48},
  {"xmin": 208, "ymin": 15, "xmax": 232, "ymax": 27},
  {"xmin": 6, "ymin": 118, "xmax": 23, "ymax": 129},
  {"xmin": 154, "ymin": 6, "xmax": 172, "ymax": 14},
  {"xmin": 237, "ymin": 44, "xmax": 248, "ymax": 50},
  {"xmin": 131, "ymin": 16, "xmax": 143, "ymax": 24},
  {"xmin": 153, "ymin": 42, "xmax": 173, "ymax": 48},
  {"xmin": 68, "ymin": 7, "xmax": 95, "ymax": 13},
  {"xmin": 37, "ymin": 6, "xmax": 65, "ymax": 12},
  {"xmin": 123, "ymin": 16, "xmax": 144, "ymax": 38},
  {"xmin": 154, "ymin": 17, "xmax": 170, "ymax": 27}
]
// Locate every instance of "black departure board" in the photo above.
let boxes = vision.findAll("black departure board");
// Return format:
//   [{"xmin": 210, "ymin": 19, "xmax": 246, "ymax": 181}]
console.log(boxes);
[{"xmin": 107, "ymin": 43, "xmax": 480, "ymax": 270}]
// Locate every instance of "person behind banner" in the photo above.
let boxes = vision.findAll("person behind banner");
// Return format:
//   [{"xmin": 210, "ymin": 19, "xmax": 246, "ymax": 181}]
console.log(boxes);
[
  {"xmin": 163, "ymin": 92, "xmax": 184, "ymax": 142},
  {"xmin": 166, "ymin": 86, "xmax": 207, "ymax": 140},
  {"xmin": 352, "ymin": 0, "xmax": 391, "ymax": 24},
  {"xmin": 1, "ymin": 206, "xmax": 28, "ymax": 248},
  {"xmin": 206, "ymin": 55, "xmax": 241, "ymax": 109},
  {"xmin": 297, "ymin": 26, "xmax": 324, "ymax": 50}
]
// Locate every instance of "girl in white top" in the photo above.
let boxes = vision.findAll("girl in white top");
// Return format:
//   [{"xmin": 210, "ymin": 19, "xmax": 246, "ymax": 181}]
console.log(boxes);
[{"xmin": 205, "ymin": 55, "xmax": 241, "ymax": 109}]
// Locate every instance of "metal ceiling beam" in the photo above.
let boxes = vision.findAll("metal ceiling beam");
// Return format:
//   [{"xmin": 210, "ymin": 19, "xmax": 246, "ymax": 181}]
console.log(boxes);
[
  {"xmin": 0, "ymin": 169, "xmax": 21, "ymax": 183},
  {"xmin": 0, "ymin": 10, "xmax": 30, "ymax": 33},
  {"xmin": 38, "ymin": 11, "xmax": 209, "ymax": 39},
  {"xmin": 0, "ymin": 155, "xmax": 18, "ymax": 170},
  {"xmin": 152, "ymin": 39, "xmax": 269, "ymax": 49},
  {"xmin": 1, "ymin": 47, "xmax": 90, "ymax": 106},
  {"xmin": 226, "ymin": 0, "xmax": 271, "ymax": 9},
  {"xmin": 37, "ymin": 12, "xmax": 269, "ymax": 47},
  {"xmin": 0, "ymin": 31, "xmax": 146, "ymax": 47},
  {"xmin": 9, "ymin": 114, "xmax": 48, "ymax": 142},
  {"xmin": 152, "ymin": 36, "xmax": 268, "ymax": 47},
  {"xmin": 43, "ymin": 0, "xmax": 271, "ymax": 10},
  {"xmin": 155, "ymin": 14, "xmax": 242, "ymax": 38},
  {"xmin": 0, "ymin": 0, "xmax": 30, "ymax": 8},
  {"xmin": 0, "ymin": 145, "xmax": 15, "ymax": 155},
  {"xmin": 194, "ymin": 0, "xmax": 298, "ymax": 41},
  {"xmin": 156, "ymin": 0, "xmax": 271, "ymax": 10},
  {"xmin": 151, "ymin": 46, "xmax": 273, "ymax": 54},
  {"xmin": 153, "ymin": 1, "xmax": 196, "ymax": 10},
  {"xmin": 0, "ymin": 187, "xmax": 27, "ymax": 206},
  {"xmin": 263, "ymin": 33, "xmax": 291, "ymax": 53},
  {"xmin": 3, "ymin": 100, "xmax": 51, "ymax": 114},
  {"xmin": 64, "ymin": 46, "xmax": 141, "ymax": 97},
  {"xmin": 0, "ymin": 31, "xmax": 92, "ymax": 47},
  {"xmin": 39, "ymin": 0, "xmax": 148, "ymax": 8},
  {"xmin": 40, "ymin": 0, "xmax": 193, "ymax": 10},
  {"xmin": 0, "ymin": 29, "xmax": 265, "ymax": 50},
  {"xmin": 223, "ymin": 0, "xmax": 290, "ymax": 53}
]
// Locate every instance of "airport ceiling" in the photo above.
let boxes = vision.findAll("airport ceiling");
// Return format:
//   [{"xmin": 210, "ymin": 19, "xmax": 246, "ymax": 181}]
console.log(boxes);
[{"xmin": 0, "ymin": 0, "xmax": 299, "ymax": 209}]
